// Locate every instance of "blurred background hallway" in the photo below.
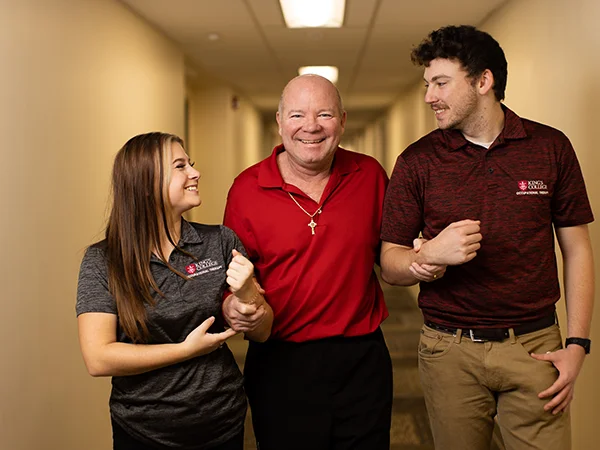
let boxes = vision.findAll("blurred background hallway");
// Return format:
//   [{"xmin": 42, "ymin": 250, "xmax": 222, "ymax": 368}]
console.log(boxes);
[{"xmin": 1, "ymin": 1, "xmax": 599, "ymax": 448}]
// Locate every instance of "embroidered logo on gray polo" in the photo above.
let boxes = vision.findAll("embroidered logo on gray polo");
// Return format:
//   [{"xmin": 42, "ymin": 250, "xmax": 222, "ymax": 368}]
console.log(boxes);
[
  {"xmin": 185, "ymin": 259, "xmax": 223, "ymax": 278},
  {"xmin": 516, "ymin": 179, "xmax": 548, "ymax": 196}
]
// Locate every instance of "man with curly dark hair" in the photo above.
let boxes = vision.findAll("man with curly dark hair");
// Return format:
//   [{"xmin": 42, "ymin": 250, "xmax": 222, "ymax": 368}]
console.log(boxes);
[{"xmin": 380, "ymin": 25, "xmax": 594, "ymax": 450}]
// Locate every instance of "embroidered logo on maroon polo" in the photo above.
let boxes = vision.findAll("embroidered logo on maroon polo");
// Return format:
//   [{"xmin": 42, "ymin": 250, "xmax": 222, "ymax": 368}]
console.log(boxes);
[{"xmin": 516, "ymin": 179, "xmax": 549, "ymax": 196}]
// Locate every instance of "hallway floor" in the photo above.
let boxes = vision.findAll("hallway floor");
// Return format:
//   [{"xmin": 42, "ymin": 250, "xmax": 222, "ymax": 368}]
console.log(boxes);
[
  {"xmin": 381, "ymin": 283, "xmax": 434, "ymax": 450},
  {"xmin": 229, "ymin": 282, "xmax": 434, "ymax": 449}
]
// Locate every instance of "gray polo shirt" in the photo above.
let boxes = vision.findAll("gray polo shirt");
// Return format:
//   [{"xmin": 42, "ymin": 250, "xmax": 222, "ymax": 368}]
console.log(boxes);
[{"xmin": 76, "ymin": 221, "xmax": 246, "ymax": 449}]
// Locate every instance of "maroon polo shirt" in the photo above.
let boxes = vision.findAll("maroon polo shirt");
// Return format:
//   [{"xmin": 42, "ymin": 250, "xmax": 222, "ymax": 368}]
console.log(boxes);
[
  {"xmin": 224, "ymin": 145, "xmax": 389, "ymax": 342},
  {"xmin": 381, "ymin": 106, "xmax": 593, "ymax": 328}
]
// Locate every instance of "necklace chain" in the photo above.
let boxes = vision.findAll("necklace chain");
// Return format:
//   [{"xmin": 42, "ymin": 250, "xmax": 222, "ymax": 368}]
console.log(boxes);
[
  {"xmin": 288, "ymin": 192, "xmax": 323, "ymax": 235},
  {"xmin": 288, "ymin": 192, "xmax": 322, "ymax": 217}
]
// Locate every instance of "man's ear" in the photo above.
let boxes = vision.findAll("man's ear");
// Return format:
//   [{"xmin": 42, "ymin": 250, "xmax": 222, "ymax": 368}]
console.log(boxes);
[
  {"xmin": 477, "ymin": 69, "xmax": 495, "ymax": 96},
  {"xmin": 276, "ymin": 111, "xmax": 282, "ymax": 136},
  {"xmin": 340, "ymin": 110, "xmax": 347, "ymax": 131}
]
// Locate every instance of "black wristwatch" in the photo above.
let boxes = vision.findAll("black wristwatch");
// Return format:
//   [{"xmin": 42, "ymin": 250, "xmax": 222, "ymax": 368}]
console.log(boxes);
[{"xmin": 565, "ymin": 337, "xmax": 591, "ymax": 354}]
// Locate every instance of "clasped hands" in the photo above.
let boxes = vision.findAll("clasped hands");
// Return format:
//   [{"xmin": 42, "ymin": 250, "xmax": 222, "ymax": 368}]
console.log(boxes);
[
  {"xmin": 183, "ymin": 249, "xmax": 260, "ymax": 356},
  {"xmin": 223, "ymin": 249, "xmax": 268, "ymax": 333},
  {"xmin": 410, "ymin": 219, "xmax": 482, "ymax": 282}
]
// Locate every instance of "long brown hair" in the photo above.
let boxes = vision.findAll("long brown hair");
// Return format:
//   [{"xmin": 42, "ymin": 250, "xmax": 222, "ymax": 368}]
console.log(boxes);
[{"xmin": 106, "ymin": 132, "xmax": 186, "ymax": 343}]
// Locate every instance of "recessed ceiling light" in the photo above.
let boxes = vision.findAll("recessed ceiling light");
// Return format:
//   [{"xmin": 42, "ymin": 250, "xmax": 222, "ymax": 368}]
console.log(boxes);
[
  {"xmin": 280, "ymin": 0, "xmax": 345, "ymax": 28},
  {"xmin": 298, "ymin": 66, "xmax": 339, "ymax": 84}
]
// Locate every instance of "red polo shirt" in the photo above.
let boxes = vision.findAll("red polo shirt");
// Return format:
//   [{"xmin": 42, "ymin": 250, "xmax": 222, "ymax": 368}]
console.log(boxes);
[
  {"xmin": 224, "ymin": 145, "xmax": 389, "ymax": 342},
  {"xmin": 381, "ymin": 106, "xmax": 594, "ymax": 328}
]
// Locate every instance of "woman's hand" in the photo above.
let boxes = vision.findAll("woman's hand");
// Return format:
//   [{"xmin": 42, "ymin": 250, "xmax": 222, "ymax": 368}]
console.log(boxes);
[
  {"xmin": 226, "ymin": 249, "xmax": 257, "ymax": 302},
  {"xmin": 223, "ymin": 251, "xmax": 273, "ymax": 342},
  {"xmin": 183, "ymin": 316, "xmax": 238, "ymax": 358}
]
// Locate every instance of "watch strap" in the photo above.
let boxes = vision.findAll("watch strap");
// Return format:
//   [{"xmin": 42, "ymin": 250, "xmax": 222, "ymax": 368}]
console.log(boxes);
[{"xmin": 565, "ymin": 337, "xmax": 591, "ymax": 354}]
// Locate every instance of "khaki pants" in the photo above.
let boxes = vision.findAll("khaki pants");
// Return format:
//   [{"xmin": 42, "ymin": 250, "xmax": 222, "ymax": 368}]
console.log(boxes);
[{"xmin": 418, "ymin": 323, "xmax": 571, "ymax": 450}]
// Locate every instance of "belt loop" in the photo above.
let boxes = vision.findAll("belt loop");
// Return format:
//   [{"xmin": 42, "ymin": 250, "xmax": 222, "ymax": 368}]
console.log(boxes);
[
  {"xmin": 554, "ymin": 311, "xmax": 560, "ymax": 330},
  {"xmin": 508, "ymin": 328, "xmax": 517, "ymax": 344},
  {"xmin": 455, "ymin": 329, "xmax": 463, "ymax": 344}
]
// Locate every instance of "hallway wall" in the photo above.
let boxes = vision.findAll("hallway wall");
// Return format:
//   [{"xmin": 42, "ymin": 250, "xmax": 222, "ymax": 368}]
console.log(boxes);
[
  {"xmin": 484, "ymin": 1, "xmax": 599, "ymax": 447},
  {"xmin": 382, "ymin": 84, "xmax": 436, "ymax": 174},
  {"xmin": 380, "ymin": 0, "xmax": 599, "ymax": 447},
  {"xmin": 0, "ymin": 1, "xmax": 185, "ymax": 449},
  {"xmin": 186, "ymin": 83, "xmax": 267, "ymax": 225}
]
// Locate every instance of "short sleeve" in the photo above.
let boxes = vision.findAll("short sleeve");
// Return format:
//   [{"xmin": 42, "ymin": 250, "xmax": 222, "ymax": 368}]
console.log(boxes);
[
  {"xmin": 381, "ymin": 155, "xmax": 424, "ymax": 246},
  {"xmin": 551, "ymin": 135, "xmax": 594, "ymax": 227},
  {"xmin": 76, "ymin": 246, "xmax": 117, "ymax": 316}
]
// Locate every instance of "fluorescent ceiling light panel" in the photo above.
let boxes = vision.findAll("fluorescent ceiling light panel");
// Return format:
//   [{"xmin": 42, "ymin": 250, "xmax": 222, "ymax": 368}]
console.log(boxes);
[
  {"xmin": 298, "ymin": 66, "xmax": 339, "ymax": 84},
  {"xmin": 280, "ymin": 0, "xmax": 345, "ymax": 28}
]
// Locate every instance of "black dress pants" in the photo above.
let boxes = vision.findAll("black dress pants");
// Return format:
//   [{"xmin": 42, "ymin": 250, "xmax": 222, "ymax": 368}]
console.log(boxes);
[{"xmin": 244, "ymin": 328, "xmax": 393, "ymax": 450}]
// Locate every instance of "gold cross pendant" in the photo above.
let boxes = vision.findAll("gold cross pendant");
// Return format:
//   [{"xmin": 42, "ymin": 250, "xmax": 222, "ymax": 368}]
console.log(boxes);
[{"xmin": 308, "ymin": 219, "xmax": 317, "ymax": 235}]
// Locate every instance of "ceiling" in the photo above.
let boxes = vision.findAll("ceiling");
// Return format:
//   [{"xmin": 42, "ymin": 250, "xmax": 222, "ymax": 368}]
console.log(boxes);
[{"xmin": 119, "ymin": 0, "xmax": 509, "ymax": 133}]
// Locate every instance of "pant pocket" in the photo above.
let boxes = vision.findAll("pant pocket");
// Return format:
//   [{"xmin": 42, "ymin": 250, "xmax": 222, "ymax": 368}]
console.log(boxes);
[
  {"xmin": 515, "ymin": 324, "xmax": 562, "ymax": 356},
  {"xmin": 418, "ymin": 325, "xmax": 454, "ymax": 358}
]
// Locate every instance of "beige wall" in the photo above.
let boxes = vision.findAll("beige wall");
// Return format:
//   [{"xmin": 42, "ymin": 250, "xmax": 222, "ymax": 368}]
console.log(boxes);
[
  {"xmin": 186, "ymin": 83, "xmax": 266, "ymax": 225},
  {"xmin": 355, "ymin": 119, "xmax": 385, "ymax": 161},
  {"xmin": 376, "ymin": 0, "xmax": 599, "ymax": 447},
  {"xmin": 238, "ymin": 98, "xmax": 268, "ymax": 173},
  {"xmin": 0, "ymin": 1, "xmax": 185, "ymax": 449},
  {"xmin": 186, "ymin": 83, "xmax": 237, "ymax": 224},
  {"xmin": 264, "ymin": 120, "xmax": 282, "ymax": 157},
  {"xmin": 383, "ymin": 84, "xmax": 436, "ymax": 174},
  {"xmin": 483, "ymin": 1, "xmax": 600, "ymax": 447}
]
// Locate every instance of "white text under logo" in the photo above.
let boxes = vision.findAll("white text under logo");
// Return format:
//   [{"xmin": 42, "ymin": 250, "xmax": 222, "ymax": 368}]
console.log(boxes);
[
  {"xmin": 185, "ymin": 259, "xmax": 222, "ymax": 278},
  {"xmin": 516, "ymin": 180, "xmax": 548, "ymax": 196}
]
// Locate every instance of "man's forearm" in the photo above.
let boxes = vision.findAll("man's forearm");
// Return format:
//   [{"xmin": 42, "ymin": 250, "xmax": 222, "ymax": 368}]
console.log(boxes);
[
  {"xmin": 557, "ymin": 225, "xmax": 595, "ymax": 339},
  {"xmin": 563, "ymin": 245, "xmax": 594, "ymax": 339},
  {"xmin": 380, "ymin": 242, "xmax": 421, "ymax": 286}
]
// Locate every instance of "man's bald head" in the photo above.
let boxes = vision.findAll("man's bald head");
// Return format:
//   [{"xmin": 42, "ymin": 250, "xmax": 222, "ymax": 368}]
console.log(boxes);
[{"xmin": 278, "ymin": 74, "xmax": 344, "ymax": 117}]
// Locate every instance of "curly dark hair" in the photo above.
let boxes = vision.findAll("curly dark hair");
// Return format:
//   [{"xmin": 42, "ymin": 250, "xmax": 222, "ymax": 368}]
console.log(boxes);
[{"xmin": 411, "ymin": 25, "xmax": 507, "ymax": 101}]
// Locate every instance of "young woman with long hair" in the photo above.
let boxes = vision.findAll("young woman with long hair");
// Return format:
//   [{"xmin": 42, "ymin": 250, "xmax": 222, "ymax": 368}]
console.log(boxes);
[{"xmin": 76, "ymin": 132, "xmax": 272, "ymax": 449}]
